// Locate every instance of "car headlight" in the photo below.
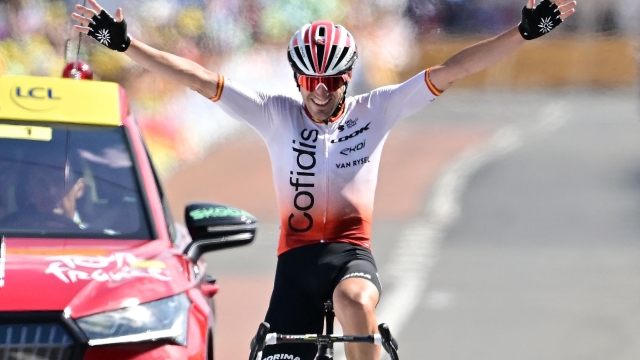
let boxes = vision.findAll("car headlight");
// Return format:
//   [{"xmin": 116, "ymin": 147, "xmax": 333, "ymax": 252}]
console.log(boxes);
[{"xmin": 76, "ymin": 293, "xmax": 191, "ymax": 346}]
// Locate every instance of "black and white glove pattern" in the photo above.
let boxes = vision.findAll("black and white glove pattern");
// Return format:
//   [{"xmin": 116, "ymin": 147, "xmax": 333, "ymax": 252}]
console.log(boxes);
[
  {"xmin": 87, "ymin": 10, "xmax": 131, "ymax": 52},
  {"xmin": 518, "ymin": 0, "xmax": 563, "ymax": 40}
]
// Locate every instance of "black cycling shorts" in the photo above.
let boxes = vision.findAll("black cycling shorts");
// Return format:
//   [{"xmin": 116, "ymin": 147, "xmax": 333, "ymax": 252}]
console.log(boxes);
[{"xmin": 260, "ymin": 242, "xmax": 382, "ymax": 360}]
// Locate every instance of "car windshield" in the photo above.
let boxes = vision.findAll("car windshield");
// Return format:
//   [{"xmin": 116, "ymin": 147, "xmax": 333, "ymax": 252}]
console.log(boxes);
[{"xmin": 0, "ymin": 121, "xmax": 152, "ymax": 239}]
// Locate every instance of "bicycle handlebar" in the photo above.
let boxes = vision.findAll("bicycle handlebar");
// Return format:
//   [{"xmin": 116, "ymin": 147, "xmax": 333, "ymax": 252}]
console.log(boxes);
[
  {"xmin": 378, "ymin": 323, "xmax": 399, "ymax": 359},
  {"xmin": 248, "ymin": 322, "xmax": 270, "ymax": 360},
  {"xmin": 265, "ymin": 333, "xmax": 384, "ymax": 345},
  {"xmin": 249, "ymin": 323, "xmax": 399, "ymax": 360}
]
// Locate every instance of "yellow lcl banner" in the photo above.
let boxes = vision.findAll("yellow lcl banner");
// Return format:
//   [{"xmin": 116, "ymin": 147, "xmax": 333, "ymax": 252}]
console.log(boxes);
[{"xmin": 0, "ymin": 76, "xmax": 123, "ymax": 126}]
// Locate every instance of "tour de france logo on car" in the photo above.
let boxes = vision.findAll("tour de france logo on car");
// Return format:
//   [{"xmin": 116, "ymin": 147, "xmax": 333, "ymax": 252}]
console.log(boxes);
[
  {"xmin": 10, "ymin": 85, "xmax": 61, "ymax": 111},
  {"xmin": 44, "ymin": 252, "xmax": 172, "ymax": 284}
]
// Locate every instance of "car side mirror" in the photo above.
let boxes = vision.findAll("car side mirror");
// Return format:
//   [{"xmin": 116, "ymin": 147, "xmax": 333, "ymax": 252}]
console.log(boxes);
[{"xmin": 182, "ymin": 202, "xmax": 257, "ymax": 262}]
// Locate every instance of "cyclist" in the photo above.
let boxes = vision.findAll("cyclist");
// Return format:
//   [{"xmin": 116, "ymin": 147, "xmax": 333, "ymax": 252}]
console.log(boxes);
[{"xmin": 72, "ymin": 0, "xmax": 577, "ymax": 358}]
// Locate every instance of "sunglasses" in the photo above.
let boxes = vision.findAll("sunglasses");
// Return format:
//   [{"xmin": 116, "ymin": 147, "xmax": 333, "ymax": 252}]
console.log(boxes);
[{"xmin": 297, "ymin": 73, "xmax": 350, "ymax": 92}]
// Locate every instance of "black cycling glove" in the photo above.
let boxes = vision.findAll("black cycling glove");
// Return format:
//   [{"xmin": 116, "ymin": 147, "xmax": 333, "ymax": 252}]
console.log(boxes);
[
  {"xmin": 518, "ymin": 0, "xmax": 562, "ymax": 40},
  {"xmin": 87, "ymin": 10, "xmax": 131, "ymax": 52}
]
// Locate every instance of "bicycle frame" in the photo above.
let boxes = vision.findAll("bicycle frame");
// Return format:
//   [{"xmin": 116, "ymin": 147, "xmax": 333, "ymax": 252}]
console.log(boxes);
[{"xmin": 249, "ymin": 301, "xmax": 399, "ymax": 360}]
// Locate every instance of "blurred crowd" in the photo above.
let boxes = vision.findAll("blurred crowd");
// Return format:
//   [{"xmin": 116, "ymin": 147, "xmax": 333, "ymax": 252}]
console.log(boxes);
[
  {"xmin": 0, "ymin": 0, "xmax": 636, "ymax": 176},
  {"xmin": 405, "ymin": 0, "xmax": 636, "ymax": 36}
]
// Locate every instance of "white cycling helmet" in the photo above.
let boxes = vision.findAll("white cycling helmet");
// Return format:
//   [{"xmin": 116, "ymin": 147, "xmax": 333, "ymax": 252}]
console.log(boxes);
[{"xmin": 287, "ymin": 20, "xmax": 358, "ymax": 77}]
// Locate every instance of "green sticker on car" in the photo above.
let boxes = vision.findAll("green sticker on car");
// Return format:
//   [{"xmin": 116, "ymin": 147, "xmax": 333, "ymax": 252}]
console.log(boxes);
[{"xmin": 190, "ymin": 207, "xmax": 252, "ymax": 220}]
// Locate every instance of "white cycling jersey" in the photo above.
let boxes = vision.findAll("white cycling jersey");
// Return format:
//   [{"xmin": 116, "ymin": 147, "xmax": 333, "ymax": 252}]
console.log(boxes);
[{"xmin": 210, "ymin": 69, "xmax": 441, "ymax": 255}]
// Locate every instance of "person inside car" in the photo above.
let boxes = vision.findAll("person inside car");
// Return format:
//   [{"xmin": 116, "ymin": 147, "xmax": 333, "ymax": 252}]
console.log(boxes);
[{"xmin": 0, "ymin": 165, "xmax": 86, "ymax": 231}]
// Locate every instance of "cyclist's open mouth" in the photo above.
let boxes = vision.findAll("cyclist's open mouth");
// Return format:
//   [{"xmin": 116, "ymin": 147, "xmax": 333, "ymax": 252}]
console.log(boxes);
[{"xmin": 311, "ymin": 98, "xmax": 330, "ymax": 107}]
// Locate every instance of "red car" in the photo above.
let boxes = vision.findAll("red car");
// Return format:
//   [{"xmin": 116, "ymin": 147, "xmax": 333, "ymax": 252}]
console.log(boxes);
[{"xmin": 0, "ymin": 73, "xmax": 257, "ymax": 359}]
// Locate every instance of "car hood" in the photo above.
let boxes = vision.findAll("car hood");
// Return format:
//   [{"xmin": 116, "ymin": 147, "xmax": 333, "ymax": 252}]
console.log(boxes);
[{"xmin": 0, "ymin": 238, "xmax": 192, "ymax": 318}]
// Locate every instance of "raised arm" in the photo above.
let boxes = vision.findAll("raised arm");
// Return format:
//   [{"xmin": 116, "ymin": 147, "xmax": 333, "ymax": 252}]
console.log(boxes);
[
  {"xmin": 71, "ymin": 0, "xmax": 219, "ymax": 98},
  {"xmin": 429, "ymin": 0, "xmax": 577, "ymax": 92}
]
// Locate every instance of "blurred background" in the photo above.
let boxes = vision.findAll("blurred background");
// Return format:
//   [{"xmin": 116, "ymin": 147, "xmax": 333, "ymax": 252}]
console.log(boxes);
[
  {"xmin": 1, "ymin": 0, "xmax": 638, "ymax": 176},
  {"xmin": 2, "ymin": 0, "xmax": 640, "ymax": 359}
]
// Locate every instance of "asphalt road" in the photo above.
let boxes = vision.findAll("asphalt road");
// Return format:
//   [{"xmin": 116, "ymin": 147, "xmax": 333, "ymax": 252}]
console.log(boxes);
[{"xmin": 166, "ymin": 88, "xmax": 640, "ymax": 360}]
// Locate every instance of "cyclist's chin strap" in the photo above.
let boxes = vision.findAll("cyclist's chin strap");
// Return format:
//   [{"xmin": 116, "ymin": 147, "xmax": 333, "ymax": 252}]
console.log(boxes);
[
  {"xmin": 318, "ymin": 83, "xmax": 348, "ymax": 124},
  {"xmin": 328, "ymin": 82, "xmax": 348, "ymax": 121},
  {"xmin": 293, "ymin": 72, "xmax": 301, "ymax": 91}
]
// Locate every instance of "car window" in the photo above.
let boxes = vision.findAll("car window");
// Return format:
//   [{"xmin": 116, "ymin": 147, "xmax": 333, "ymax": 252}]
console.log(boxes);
[
  {"xmin": 144, "ymin": 147, "xmax": 178, "ymax": 245},
  {"xmin": 0, "ymin": 121, "xmax": 152, "ymax": 239}
]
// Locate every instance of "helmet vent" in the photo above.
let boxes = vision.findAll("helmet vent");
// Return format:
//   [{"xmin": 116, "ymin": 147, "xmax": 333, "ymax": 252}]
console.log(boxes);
[
  {"xmin": 316, "ymin": 44, "xmax": 326, "ymax": 73},
  {"xmin": 332, "ymin": 48, "xmax": 349, "ymax": 71},
  {"xmin": 327, "ymin": 45, "xmax": 337, "ymax": 72},
  {"xmin": 304, "ymin": 45, "xmax": 317, "ymax": 73},
  {"xmin": 294, "ymin": 47, "xmax": 309, "ymax": 71}
]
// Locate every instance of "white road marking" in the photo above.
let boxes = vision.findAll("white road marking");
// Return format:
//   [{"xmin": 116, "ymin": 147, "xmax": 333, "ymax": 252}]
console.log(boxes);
[{"xmin": 332, "ymin": 102, "xmax": 568, "ymax": 359}]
